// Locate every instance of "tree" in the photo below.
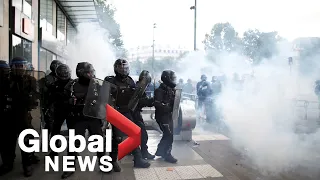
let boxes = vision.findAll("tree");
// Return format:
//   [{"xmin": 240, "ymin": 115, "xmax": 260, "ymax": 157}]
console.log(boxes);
[
  {"xmin": 242, "ymin": 29, "xmax": 280, "ymax": 63},
  {"xmin": 95, "ymin": 0, "xmax": 126, "ymax": 57},
  {"xmin": 203, "ymin": 22, "xmax": 241, "ymax": 53}
]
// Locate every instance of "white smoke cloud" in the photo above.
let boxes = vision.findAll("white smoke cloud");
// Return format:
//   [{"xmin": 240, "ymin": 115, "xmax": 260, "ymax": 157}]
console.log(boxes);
[
  {"xmin": 65, "ymin": 22, "xmax": 117, "ymax": 79},
  {"xmin": 177, "ymin": 41, "xmax": 320, "ymax": 176}
]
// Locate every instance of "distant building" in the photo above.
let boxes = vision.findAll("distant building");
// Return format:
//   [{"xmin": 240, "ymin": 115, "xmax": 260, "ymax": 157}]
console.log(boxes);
[{"xmin": 128, "ymin": 44, "xmax": 190, "ymax": 62}]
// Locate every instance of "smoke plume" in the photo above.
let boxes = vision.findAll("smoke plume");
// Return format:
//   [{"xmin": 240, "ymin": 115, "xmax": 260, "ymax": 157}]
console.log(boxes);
[
  {"xmin": 177, "ymin": 41, "xmax": 320, "ymax": 176},
  {"xmin": 66, "ymin": 23, "xmax": 118, "ymax": 79}
]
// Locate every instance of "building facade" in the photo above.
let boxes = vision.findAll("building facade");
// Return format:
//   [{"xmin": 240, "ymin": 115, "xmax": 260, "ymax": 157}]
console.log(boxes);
[
  {"xmin": 128, "ymin": 44, "xmax": 190, "ymax": 62},
  {"xmin": 0, "ymin": 0, "xmax": 97, "ymax": 72}
]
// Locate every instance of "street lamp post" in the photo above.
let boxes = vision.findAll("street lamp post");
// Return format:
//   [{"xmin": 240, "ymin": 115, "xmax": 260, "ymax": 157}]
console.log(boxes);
[
  {"xmin": 152, "ymin": 23, "xmax": 156, "ymax": 78},
  {"xmin": 190, "ymin": 0, "xmax": 197, "ymax": 51}
]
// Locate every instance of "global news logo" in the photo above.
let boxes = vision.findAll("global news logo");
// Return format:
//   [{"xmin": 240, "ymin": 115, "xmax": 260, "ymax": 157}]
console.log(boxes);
[{"xmin": 18, "ymin": 129, "xmax": 114, "ymax": 172}]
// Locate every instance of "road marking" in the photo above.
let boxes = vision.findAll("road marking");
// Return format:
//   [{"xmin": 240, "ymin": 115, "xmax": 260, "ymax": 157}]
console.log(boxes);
[{"xmin": 134, "ymin": 164, "xmax": 223, "ymax": 180}]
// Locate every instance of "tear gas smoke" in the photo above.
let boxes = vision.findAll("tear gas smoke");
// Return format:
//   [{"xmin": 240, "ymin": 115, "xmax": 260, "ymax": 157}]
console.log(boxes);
[
  {"xmin": 66, "ymin": 23, "xmax": 117, "ymax": 79},
  {"xmin": 177, "ymin": 41, "xmax": 320, "ymax": 176}
]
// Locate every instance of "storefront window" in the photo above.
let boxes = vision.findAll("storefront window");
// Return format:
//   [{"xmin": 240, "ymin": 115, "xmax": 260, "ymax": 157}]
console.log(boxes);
[
  {"xmin": 40, "ymin": 0, "xmax": 53, "ymax": 34},
  {"xmin": 39, "ymin": 48, "xmax": 57, "ymax": 72},
  {"xmin": 12, "ymin": 0, "xmax": 32, "ymax": 18},
  {"xmin": 39, "ymin": 48, "xmax": 47, "ymax": 72},
  {"xmin": 12, "ymin": 34, "xmax": 32, "ymax": 63},
  {"xmin": 67, "ymin": 21, "xmax": 76, "ymax": 45},
  {"xmin": 57, "ymin": 7, "xmax": 66, "ymax": 43}
]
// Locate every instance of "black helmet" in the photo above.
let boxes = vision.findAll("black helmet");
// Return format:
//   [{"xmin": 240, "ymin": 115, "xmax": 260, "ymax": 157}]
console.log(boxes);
[
  {"xmin": 138, "ymin": 70, "xmax": 152, "ymax": 84},
  {"xmin": 200, "ymin": 74, "xmax": 207, "ymax": 81},
  {"xmin": 50, "ymin": 60, "xmax": 62, "ymax": 73},
  {"xmin": 76, "ymin": 62, "xmax": 95, "ymax": 79},
  {"xmin": 10, "ymin": 57, "xmax": 28, "ymax": 76},
  {"xmin": 161, "ymin": 70, "xmax": 177, "ymax": 88},
  {"xmin": 56, "ymin": 64, "xmax": 71, "ymax": 81},
  {"xmin": 0, "ymin": 60, "xmax": 10, "ymax": 79},
  {"xmin": 114, "ymin": 59, "xmax": 130, "ymax": 78}
]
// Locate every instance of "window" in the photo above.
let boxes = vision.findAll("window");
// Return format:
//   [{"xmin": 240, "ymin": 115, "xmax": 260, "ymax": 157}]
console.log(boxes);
[
  {"xmin": 12, "ymin": 0, "xmax": 32, "ymax": 18},
  {"xmin": 67, "ymin": 21, "xmax": 76, "ymax": 45},
  {"xmin": 57, "ymin": 7, "xmax": 66, "ymax": 43},
  {"xmin": 12, "ymin": 35, "xmax": 32, "ymax": 63},
  {"xmin": 40, "ymin": 0, "xmax": 53, "ymax": 34},
  {"xmin": 39, "ymin": 48, "xmax": 57, "ymax": 72},
  {"xmin": 23, "ymin": 0, "xmax": 32, "ymax": 18},
  {"xmin": 39, "ymin": 48, "xmax": 47, "ymax": 72}
]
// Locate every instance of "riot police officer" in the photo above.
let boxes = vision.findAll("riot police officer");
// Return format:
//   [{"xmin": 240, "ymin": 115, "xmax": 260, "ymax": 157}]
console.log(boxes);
[
  {"xmin": 0, "ymin": 60, "xmax": 13, "ymax": 175},
  {"xmin": 196, "ymin": 75, "xmax": 212, "ymax": 105},
  {"xmin": 0, "ymin": 57, "xmax": 37, "ymax": 177},
  {"xmin": 60, "ymin": 62, "xmax": 108, "ymax": 179},
  {"xmin": 104, "ymin": 59, "xmax": 150, "ymax": 168},
  {"xmin": 40, "ymin": 60, "xmax": 63, "ymax": 136},
  {"xmin": 196, "ymin": 74, "xmax": 213, "ymax": 123},
  {"xmin": 133, "ymin": 70, "xmax": 155, "ymax": 159},
  {"xmin": 154, "ymin": 70, "xmax": 178, "ymax": 163},
  {"xmin": 177, "ymin": 78, "xmax": 184, "ymax": 89},
  {"xmin": 48, "ymin": 64, "xmax": 72, "ymax": 157}
]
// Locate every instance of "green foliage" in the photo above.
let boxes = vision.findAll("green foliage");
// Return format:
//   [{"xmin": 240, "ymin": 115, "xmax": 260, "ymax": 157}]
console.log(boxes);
[
  {"xmin": 95, "ymin": 0, "xmax": 126, "ymax": 57},
  {"xmin": 203, "ymin": 22, "xmax": 282, "ymax": 64}
]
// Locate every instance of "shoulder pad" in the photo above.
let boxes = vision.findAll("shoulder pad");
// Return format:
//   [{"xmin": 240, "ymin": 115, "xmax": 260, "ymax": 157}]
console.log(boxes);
[
  {"xmin": 127, "ymin": 76, "xmax": 134, "ymax": 81},
  {"xmin": 104, "ymin": 76, "xmax": 115, "ymax": 82}
]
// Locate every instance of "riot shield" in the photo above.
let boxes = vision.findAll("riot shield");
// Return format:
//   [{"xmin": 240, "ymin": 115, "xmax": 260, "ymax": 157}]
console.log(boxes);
[
  {"xmin": 128, "ymin": 77, "xmax": 151, "ymax": 112},
  {"xmin": 172, "ymin": 89, "xmax": 182, "ymax": 129},
  {"xmin": 83, "ymin": 78, "xmax": 111, "ymax": 120}
]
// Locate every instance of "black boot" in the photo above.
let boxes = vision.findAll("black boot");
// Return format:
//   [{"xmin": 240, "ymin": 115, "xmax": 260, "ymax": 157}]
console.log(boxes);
[
  {"xmin": 134, "ymin": 158, "xmax": 150, "ymax": 168},
  {"xmin": 112, "ymin": 162, "xmax": 122, "ymax": 172},
  {"xmin": 0, "ymin": 164, "xmax": 13, "ymax": 176},
  {"xmin": 155, "ymin": 149, "xmax": 164, "ymax": 157},
  {"xmin": 142, "ymin": 151, "xmax": 155, "ymax": 160},
  {"xmin": 61, "ymin": 172, "xmax": 75, "ymax": 179},
  {"xmin": 23, "ymin": 166, "xmax": 33, "ymax": 177},
  {"xmin": 164, "ymin": 154, "xmax": 177, "ymax": 163}
]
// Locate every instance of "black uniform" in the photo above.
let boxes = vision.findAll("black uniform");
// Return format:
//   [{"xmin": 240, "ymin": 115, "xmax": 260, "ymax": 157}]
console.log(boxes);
[
  {"xmin": 0, "ymin": 60, "xmax": 13, "ymax": 175},
  {"xmin": 60, "ymin": 62, "xmax": 108, "ymax": 179},
  {"xmin": 196, "ymin": 74, "xmax": 213, "ymax": 123},
  {"xmin": 0, "ymin": 57, "xmax": 38, "ymax": 177},
  {"xmin": 132, "ymin": 70, "xmax": 155, "ymax": 159},
  {"xmin": 104, "ymin": 59, "xmax": 150, "ymax": 168},
  {"xmin": 48, "ymin": 64, "xmax": 72, "ymax": 157},
  {"xmin": 40, "ymin": 60, "xmax": 63, "ymax": 135},
  {"xmin": 154, "ymin": 70, "xmax": 178, "ymax": 163}
]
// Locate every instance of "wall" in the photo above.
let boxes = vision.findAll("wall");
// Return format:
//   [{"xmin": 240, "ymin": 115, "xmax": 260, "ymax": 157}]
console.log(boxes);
[
  {"xmin": 32, "ymin": 0, "xmax": 39, "ymax": 69},
  {"xmin": 0, "ymin": 0, "xmax": 9, "ymax": 62}
]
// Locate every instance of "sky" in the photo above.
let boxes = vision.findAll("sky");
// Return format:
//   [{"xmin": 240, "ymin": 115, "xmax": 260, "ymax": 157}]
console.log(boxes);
[{"xmin": 109, "ymin": 0, "xmax": 320, "ymax": 50}]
